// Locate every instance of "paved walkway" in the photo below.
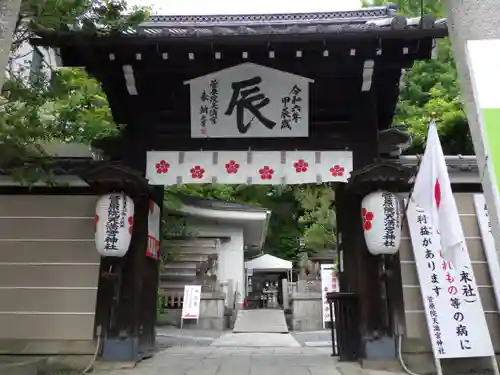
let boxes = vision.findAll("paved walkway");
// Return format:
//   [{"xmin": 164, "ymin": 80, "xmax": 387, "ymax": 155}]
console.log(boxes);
[
  {"xmin": 94, "ymin": 330, "xmax": 407, "ymax": 375},
  {"xmin": 233, "ymin": 309, "xmax": 289, "ymax": 333},
  {"xmin": 212, "ymin": 332, "xmax": 300, "ymax": 347},
  {"xmin": 96, "ymin": 346, "xmax": 339, "ymax": 375}
]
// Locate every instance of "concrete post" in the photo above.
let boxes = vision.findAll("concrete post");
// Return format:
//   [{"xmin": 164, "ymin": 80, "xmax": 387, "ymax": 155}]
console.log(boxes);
[
  {"xmin": 0, "ymin": 0, "xmax": 22, "ymax": 89},
  {"xmin": 443, "ymin": 1, "xmax": 500, "ymax": 266},
  {"xmin": 282, "ymin": 278, "xmax": 289, "ymax": 310}
]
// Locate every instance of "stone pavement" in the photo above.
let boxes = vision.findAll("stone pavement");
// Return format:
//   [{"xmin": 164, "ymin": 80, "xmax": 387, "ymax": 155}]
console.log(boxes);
[
  {"xmin": 93, "ymin": 331, "xmax": 407, "ymax": 375},
  {"xmin": 212, "ymin": 332, "xmax": 301, "ymax": 347},
  {"xmin": 95, "ymin": 346, "xmax": 340, "ymax": 375}
]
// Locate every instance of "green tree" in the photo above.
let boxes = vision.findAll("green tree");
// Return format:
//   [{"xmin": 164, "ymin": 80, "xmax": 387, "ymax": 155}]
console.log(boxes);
[
  {"xmin": 294, "ymin": 185, "xmax": 336, "ymax": 251},
  {"xmin": 367, "ymin": 0, "xmax": 472, "ymax": 154},
  {"xmin": 1, "ymin": 0, "xmax": 149, "ymax": 166}
]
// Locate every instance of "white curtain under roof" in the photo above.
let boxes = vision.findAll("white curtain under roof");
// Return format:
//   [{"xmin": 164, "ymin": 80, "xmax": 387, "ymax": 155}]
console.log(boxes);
[
  {"xmin": 245, "ymin": 254, "xmax": 292, "ymax": 272},
  {"xmin": 129, "ymin": 0, "xmax": 364, "ymax": 16}
]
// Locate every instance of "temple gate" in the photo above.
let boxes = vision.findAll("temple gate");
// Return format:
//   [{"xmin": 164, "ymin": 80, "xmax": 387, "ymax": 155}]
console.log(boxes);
[{"xmin": 33, "ymin": 5, "xmax": 447, "ymax": 363}]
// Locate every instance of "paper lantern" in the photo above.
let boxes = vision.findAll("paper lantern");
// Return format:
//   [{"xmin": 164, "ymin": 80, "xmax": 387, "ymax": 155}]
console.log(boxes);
[
  {"xmin": 361, "ymin": 191, "xmax": 401, "ymax": 255},
  {"xmin": 95, "ymin": 193, "xmax": 134, "ymax": 257}
]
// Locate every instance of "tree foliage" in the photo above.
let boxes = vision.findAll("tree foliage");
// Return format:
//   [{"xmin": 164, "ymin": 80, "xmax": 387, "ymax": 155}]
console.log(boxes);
[
  {"xmin": 368, "ymin": 0, "xmax": 472, "ymax": 154},
  {"xmin": 1, "ymin": 0, "xmax": 148, "ymax": 165}
]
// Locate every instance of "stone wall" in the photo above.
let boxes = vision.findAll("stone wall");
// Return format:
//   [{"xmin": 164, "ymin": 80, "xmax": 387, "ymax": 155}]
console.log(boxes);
[
  {"xmin": 290, "ymin": 292, "xmax": 323, "ymax": 331},
  {"xmin": 0, "ymin": 195, "xmax": 99, "ymax": 355}
]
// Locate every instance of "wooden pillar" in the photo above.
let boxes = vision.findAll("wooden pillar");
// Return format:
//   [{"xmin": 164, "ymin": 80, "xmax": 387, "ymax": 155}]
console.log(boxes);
[
  {"xmin": 95, "ymin": 121, "xmax": 159, "ymax": 362},
  {"xmin": 337, "ymin": 90, "xmax": 401, "ymax": 360},
  {"xmin": 139, "ymin": 186, "xmax": 164, "ymax": 355}
]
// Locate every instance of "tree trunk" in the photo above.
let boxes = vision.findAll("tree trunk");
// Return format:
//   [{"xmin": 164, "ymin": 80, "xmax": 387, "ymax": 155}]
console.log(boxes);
[{"xmin": 0, "ymin": 0, "xmax": 22, "ymax": 90}]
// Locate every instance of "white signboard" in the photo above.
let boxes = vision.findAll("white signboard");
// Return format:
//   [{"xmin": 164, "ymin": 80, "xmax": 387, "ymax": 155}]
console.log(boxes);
[
  {"xmin": 185, "ymin": 63, "xmax": 313, "ymax": 138},
  {"xmin": 320, "ymin": 264, "xmax": 339, "ymax": 327},
  {"xmin": 406, "ymin": 201, "xmax": 494, "ymax": 359},
  {"xmin": 146, "ymin": 200, "xmax": 161, "ymax": 260},
  {"xmin": 181, "ymin": 285, "xmax": 202, "ymax": 320}
]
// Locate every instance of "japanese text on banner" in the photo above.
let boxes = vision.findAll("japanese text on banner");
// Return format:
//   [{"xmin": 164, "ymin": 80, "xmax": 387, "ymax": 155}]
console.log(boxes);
[{"xmin": 406, "ymin": 202, "xmax": 493, "ymax": 359}]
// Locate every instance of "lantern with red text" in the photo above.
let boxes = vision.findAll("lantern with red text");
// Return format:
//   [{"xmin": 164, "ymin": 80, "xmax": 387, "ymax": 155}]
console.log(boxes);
[
  {"xmin": 361, "ymin": 191, "xmax": 401, "ymax": 255},
  {"xmin": 95, "ymin": 193, "xmax": 135, "ymax": 257}
]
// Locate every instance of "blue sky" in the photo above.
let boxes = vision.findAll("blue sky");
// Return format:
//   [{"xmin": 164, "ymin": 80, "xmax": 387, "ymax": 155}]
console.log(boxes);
[{"xmin": 128, "ymin": 0, "xmax": 365, "ymax": 15}]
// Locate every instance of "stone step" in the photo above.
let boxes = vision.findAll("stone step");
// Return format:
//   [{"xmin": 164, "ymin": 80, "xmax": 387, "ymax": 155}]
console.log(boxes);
[
  {"xmin": 160, "ymin": 281, "xmax": 197, "ymax": 291},
  {"xmin": 164, "ymin": 239, "xmax": 219, "ymax": 255},
  {"xmin": 162, "ymin": 262, "xmax": 197, "ymax": 270},
  {"xmin": 168, "ymin": 247, "xmax": 218, "ymax": 255},
  {"xmin": 161, "ymin": 268, "xmax": 197, "ymax": 277},
  {"xmin": 160, "ymin": 273, "xmax": 196, "ymax": 282},
  {"xmin": 165, "ymin": 239, "xmax": 220, "ymax": 248},
  {"xmin": 173, "ymin": 254, "xmax": 210, "ymax": 262}
]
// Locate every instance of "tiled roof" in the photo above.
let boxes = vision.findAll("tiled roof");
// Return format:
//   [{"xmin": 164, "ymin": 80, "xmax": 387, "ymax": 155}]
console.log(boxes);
[
  {"xmin": 177, "ymin": 195, "xmax": 269, "ymax": 212},
  {"xmin": 132, "ymin": 6, "xmax": 447, "ymax": 38},
  {"xmin": 398, "ymin": 155, "xmax": 480, "ymax": 184}
]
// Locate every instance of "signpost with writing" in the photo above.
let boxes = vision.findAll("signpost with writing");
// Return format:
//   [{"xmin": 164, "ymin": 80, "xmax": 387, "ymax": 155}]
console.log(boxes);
[
  {"xmin": 406, "ymin": 201, "xmax": 495, "ymax": 372},
  {"xmin": 180, "ymin": 285, "xmax": 202, "ymax": 329},
  {"xmin": 185, "ymin": 63, "xmax": 313, "ymax": 138},
  {"xmin": 320, "ymin": 264, "xmax": 339, "ymax": 328}
]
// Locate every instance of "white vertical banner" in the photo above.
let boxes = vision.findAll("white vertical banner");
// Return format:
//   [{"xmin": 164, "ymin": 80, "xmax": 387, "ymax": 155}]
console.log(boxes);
[
  {"xmin": 406, "ymin": 201, "xmax": 494, "ymax": 359},
  {"xmin": 321, "ymin": 264, "xmax": 339, "ymax": 328},
  {"xmin": 473, "ymin": 194, "xmax": 500, "ymax": 316}
]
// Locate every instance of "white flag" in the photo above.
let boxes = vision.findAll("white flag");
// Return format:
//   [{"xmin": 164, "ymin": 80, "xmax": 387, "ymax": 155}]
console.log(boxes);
[{"xmin": 411, "ymin": 121, "xmax": 464, "ymax": 264}]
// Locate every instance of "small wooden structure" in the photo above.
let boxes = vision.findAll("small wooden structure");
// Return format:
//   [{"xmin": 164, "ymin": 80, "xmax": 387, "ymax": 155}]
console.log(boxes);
[{"xmin": 31, "ymin": 5, "xmax": 447, "ymax": 363}]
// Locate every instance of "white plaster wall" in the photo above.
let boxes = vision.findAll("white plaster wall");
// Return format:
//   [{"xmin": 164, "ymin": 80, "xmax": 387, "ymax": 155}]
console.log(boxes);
[{"xmin": 187, "ymin": 219, "xmax": 245, "ymax": 306}]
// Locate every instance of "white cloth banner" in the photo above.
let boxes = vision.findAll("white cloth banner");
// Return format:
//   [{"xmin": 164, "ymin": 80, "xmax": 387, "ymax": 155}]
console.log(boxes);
[
  {"xmin": 181, "ymin": 285, "xmax": 202, "ymax": 320},
  {"xmin": 320, "ymin": 264, "xmax": 339, "ymax": 327},
  {"xmin": 406, "ymin": 201, "xmax": 494, "ymax": 359},
  {"xmin": 147, "ymin": 150, "xmax": 352, "ymax": 185}
]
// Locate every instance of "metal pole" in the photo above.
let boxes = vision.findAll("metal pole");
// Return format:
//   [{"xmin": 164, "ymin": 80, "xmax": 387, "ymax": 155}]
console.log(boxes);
[
  {"xmin": 434, "ymin": 358, "xmax": 444, "ymax": 375},
  {"xmin": 491, "ymin": 356, "xmax": 500, "ymax": 375}
]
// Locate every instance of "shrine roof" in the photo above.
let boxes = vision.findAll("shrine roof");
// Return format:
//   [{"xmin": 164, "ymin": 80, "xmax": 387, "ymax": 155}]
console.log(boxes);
[
  {"xmin": 135, "ymin": 6, "xmax": 447, "ymax": 39},
  {"xmin": 398, "ymin": 155, "xmax": 479, "ymax": 185},
  {"xmin": 176, "ymin": 195, "xmax": 270, "ymax": 213},
  {"xmin": 32, "ymin": 5, "xmax": 447, "ymax": 46}
]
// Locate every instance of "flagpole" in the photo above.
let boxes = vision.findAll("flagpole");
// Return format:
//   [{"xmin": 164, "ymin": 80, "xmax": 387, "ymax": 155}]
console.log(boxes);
[
  {"xmin": 401, "ymin": 152, "xmax": 422, "ymax": 228},
  {"xmin": 400, "ymin": 119, "xmax": 434, "ymax": 230},
  {"xmin": 402, "ymin": 120, "xmax": 445, "ymax": 375}
]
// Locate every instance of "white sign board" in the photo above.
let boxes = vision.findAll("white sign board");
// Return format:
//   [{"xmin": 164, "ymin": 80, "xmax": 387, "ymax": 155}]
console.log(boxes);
[
  {"xmin": 181, "ymin": 285, "xmax": 202, "ymax": 320},
  {"xmin": 320, "ymin": 264, "xmax": 339, "ymax": 327},
  {"xmin": 185, "ymin": 63, "xmax": 313, "ymax": 138},
  {"xmin": 406, "ymin": 201, "xmax": 494, "ymax": 359}
]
